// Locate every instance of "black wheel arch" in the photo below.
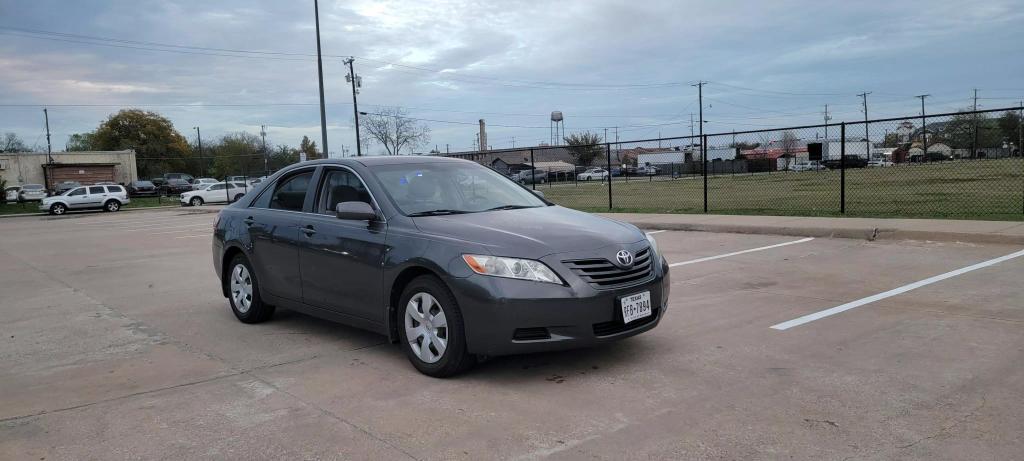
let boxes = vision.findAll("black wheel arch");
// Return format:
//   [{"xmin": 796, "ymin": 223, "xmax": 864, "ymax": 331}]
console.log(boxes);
[{"xmin": 386, "ymin": 265, "xmax": 445, "ymax": 344}]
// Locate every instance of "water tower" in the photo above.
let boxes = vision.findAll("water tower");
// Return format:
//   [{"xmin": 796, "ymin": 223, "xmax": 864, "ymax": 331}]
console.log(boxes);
[{"xmin": 550, "ymin": 111, "xmax": 564, "ymax": 146}]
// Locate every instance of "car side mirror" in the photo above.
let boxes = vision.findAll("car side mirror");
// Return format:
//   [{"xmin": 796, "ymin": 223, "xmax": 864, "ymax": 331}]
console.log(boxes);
[
  {"xmin": 336, "ymin": 201, "xmax": 377, "ymax": 221},
  {"xmin": 532, "ymin": 190, "xmax": 545, "ymax": 198}
]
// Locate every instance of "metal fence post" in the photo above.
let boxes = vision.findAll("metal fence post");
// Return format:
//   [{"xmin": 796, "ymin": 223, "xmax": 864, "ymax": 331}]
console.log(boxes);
[
  {"xmin": 530, "ymin": 149, "xmax": 535, "ymax": 191},
  {"xmin": 606, "ymin": 143, "xmax": 613, "ymax": 210},
  {"xmin": 840, "ymin": 123, "xmax": 846, "ymax": 214},
  {"xmin": 702, "ymin": 134, "xmax": 708, "ymax": 213}
]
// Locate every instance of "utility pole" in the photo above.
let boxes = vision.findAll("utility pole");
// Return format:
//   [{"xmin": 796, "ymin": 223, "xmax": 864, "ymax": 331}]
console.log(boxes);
[
  {"xmin": 511, "ymin": 137, "xmax": 516, "ymax": 148},
  {"xmin": 1018, "ymin": 101, "xmax": 1023, "ymax": 159},
  {"xmin": 344, "ymin": 57, "xmax": 362, "ymax": 156},
  {"xmin": 604, "ymin": 128, "xmax": 607, "ymax": 145},
  {"xmin": 823, "ymin": 104, "xmax": 831, "ymax": 140},
  {"xmin": 858, "ymin": 92, "xmax": 871, "ymax": 159},
  {"xmin": 260, "ymin": 124, "xmax": 268, "ymax": 174},
  {"xmin": 313, "ymin": 0, "xmax": 329, "ymax": 158},
  {"xmin": 916, "ymin": 95, "xmax": 930, "ymax": 161},
  {"xmin": 689, "ymin": 113, "xmax": 695, "ymax": 138},
  {"xmin": 693, "ymin": 81, "xmax": 706, "ymax": 153},
  {"xmin": 194, "ymin": 126, "xmax": 204, "ymax": 177},
  {"xmin": 972, "ymin": 88, "xmax": 979, "ymax": 158},
  {"xmin": 43, "ymin": 108, "xmax": 53, "ymax": 163}
]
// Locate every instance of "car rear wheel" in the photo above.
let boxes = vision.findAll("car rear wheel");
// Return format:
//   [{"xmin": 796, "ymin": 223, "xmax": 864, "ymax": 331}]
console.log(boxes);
[
  {"xmin": 49, "ymin": 203, "xmax": 66, "ymax": 215},
  {"xmin": 104, "ymin": 200, "xmax": 121, "ymax": 212},
  {"xmin": 233, "ymin": 193, "xmax": 244, "ymax": 203},
  {"xmin": 227, "ymin": 254, "xmax": 274, "ymax": 323},
  {"xmin": 190, "ymin": 196, "xmax": 204, "ymax": 207},
  {"xmin": 398, "ymin": 275, "xmax": 475, "ymax": 377}
]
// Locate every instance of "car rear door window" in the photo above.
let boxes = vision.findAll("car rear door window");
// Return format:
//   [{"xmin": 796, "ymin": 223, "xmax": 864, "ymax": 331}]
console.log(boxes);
[
  {"xmin": 317, "ymin": 169, "xmax": 372, "ymax": 215},
  {"xmin": 89, "ymin": 186, "xmax": 105, "ymax": 194},
  {"xmin": 105, "ymin": 186, "xmax": 124, "ymax": 193},
  {"xmin": 269, "ymin": 171, "xmax": 313, "ymax": 212}
]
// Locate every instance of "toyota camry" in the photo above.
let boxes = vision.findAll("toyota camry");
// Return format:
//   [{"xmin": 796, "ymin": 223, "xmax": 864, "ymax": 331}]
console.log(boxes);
[{"xmin": 212, "ymin": 157, "xmax": 669, "ymax": 377}]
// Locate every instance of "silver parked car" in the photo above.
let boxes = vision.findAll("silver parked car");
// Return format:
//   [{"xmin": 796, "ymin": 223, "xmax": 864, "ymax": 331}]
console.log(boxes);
[
  {"xmin": 18, "ymin": 184, "xmax": 48, "ymax": 202},
  {"xmin": 40, "ymin": 184, "xmax": 130, "ymax": 215}
]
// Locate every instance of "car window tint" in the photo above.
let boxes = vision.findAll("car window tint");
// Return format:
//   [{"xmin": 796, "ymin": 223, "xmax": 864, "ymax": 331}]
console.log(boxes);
[
  {"xmin": 68, "ymin": 188, "xmax": 86, "ymax": 196},
  {"xmin": 209, "ymin": 183, "xmax": 226, "ymax": 191},
  {"xmin": 317, "ymin": 169, "xmax": 372, "ymax": 215},
  {"xmin": 270, "ymin": 171, "xmax": 313, "ymax": 211},
  {"xmin": 87, "ymin": 186, "xmax": 105, "ymax": 194},
  {"xmin": 105, "ymin": 186, "xmax": 123, "ymax": 193}
]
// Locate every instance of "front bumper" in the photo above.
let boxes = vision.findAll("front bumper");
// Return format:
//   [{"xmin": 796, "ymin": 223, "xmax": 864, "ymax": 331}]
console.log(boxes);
[{"xmin": 452, "ymin": 255, "xmax": 671, "ymax": 357}]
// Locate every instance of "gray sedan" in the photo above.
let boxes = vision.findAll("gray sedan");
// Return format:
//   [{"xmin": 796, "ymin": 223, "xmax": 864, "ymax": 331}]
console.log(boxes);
[{"xmin": 212, "ymin": 157, "xmax": 669, "ymax": 377}]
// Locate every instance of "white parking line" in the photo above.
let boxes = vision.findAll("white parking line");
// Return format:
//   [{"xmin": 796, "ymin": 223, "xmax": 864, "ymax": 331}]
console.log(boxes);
[
  {"xmin": 669, "ymin": 237, "xmax": 814, "ymax": 268},
  {"xmin": 123, "ymin": 222, "xmax": 212, "ymax": 231},
  {"xmin": 147, "ymin": 225, "xmax": 215, "ymax": 235},
  {"xmin": 771, "ymin": 248, "xmax": 1024, "ymax": 331},
  {"xmin": 645, "ymin": 230, "xmax": 668, "ymax": 235}
]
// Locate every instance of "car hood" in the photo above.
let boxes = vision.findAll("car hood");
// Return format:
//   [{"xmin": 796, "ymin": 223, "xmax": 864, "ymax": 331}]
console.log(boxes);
[{"xmin": 411, "ymin": 205, "xmax": 644, "ymax": 258}]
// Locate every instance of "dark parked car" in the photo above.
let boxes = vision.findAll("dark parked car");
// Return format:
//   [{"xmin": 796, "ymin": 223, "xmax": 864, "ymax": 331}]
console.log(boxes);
[
  {"xmin": 213, "ymin": 157, "xmax": 669, "ymax": 377},
  {"xmin": 161, "ymin": 178, "xmax": 192, "ymax": 194},
  {"xmin": 128, "ymin": 180, "xmax": 159, "ymax": 197},
  {"xmin": 163, "ymin": 172, "xmax": 195, "ymax": 183},
  {"xmin": 55, "ymin": 181, "xmax": 82, "ymax": 195}
]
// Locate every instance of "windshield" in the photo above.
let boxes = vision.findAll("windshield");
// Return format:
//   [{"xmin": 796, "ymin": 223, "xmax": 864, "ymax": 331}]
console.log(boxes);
[{"xmin": 370, "ymin": 162, "xmax": 547, "ymax": 216}]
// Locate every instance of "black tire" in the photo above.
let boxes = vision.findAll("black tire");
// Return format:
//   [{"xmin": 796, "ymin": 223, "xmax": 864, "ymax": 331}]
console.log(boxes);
[
  {"xmin": 190, "ymin": 196, "xmax": 204, "ymax": 207},
  {"xmin": 226, "ymin": 254, "xmax": 275, "ymax": 324},
  {"xmin": 49, "ymin": 203, "xmax": 67, "ymax": 215},
  {"xmin": 233, "ymin": 194, "xmax": 244, "ymax": 203},
  {"xmin": 397, "ymin": 275, "xmax": 475, "ymax": 378},
  {"xmin": 103, "ymin": 200, "xmax": 121, "ymax": 212}
]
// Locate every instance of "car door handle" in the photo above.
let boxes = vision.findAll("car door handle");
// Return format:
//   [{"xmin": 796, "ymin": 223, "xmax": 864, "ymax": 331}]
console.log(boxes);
[
  {"xmin": 301, "ymin": 226, "xmax": 316, "ymax": 236},
  {"xmin": 243, "ymin": 217, "xmax": 255, "ymax": 226}
]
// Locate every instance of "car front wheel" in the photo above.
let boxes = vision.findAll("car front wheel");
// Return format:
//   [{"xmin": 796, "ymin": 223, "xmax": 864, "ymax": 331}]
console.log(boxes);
[
  {"xmin": 398, "ymin": 275, "xmax": 475, "ymax": 377},
  {"xmin": 190, "ymin": 197, "xmax": 203, "ymax": 207},
  {"xmin": 49, "ymin": 203, "xmax": 67, "ymax": 215}
]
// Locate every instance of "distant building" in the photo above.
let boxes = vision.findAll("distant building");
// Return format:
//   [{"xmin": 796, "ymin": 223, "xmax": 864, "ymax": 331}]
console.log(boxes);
[
  {"xmin": 0, "ymin": 150, "xmax": 138, "ymax": 190},
  {"xmin": 446, "ymin": 147, "xmax": 575, "ymax": 172}
]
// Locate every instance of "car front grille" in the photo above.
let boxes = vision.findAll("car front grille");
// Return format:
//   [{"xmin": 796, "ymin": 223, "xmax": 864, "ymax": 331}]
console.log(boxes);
[
  {"xmin": 563, "ymin": 247, "xmax": 654, "ymax": 290},
  {"xmin": 593, "ymin": 307, "xmax": 659, "ymax": 337},
  {"xmin": 512, "ymin": 327, "xmax": 551, "ymax": 341}
]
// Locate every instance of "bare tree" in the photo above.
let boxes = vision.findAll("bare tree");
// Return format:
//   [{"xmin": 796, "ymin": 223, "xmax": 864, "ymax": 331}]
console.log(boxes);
[
  {"xmin": 359, "ymin": 107, "xmax": 431, "ymax": 155},
  {"xmin": 1, "ymin": 132, "xmax": 29, "ymax": 152},
  {"xmin": 780, "ymin": 130, "xmax": 799, "ymax": 169}
]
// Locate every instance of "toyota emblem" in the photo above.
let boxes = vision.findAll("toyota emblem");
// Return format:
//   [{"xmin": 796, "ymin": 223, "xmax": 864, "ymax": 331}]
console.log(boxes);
[{"xmin": 615, "ymin": 250, "xmax": 634, "ymax": 267}]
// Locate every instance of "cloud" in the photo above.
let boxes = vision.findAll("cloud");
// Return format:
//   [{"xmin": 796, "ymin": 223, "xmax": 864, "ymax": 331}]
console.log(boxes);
[{"xmin": 0, "ymin": 0, "xmax": 1021, "ymax": 153}]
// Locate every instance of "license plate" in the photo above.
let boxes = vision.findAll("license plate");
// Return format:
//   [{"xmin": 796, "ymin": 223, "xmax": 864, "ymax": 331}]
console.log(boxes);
[{"xmin": 620, "ymin": 291, "xmax": 652, "ymax": 324}]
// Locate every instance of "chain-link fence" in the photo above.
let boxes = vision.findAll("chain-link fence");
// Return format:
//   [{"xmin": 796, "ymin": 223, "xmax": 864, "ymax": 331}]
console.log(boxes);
[{"xmin": 452, "ymin": 107, "xmax": 1023, "ymax": 220}]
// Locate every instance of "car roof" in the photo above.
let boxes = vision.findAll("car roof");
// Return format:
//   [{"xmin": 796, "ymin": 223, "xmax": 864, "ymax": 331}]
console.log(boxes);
[{"xmin": 296, "ymin": 156, "xmax": 471, "ymax": 168}]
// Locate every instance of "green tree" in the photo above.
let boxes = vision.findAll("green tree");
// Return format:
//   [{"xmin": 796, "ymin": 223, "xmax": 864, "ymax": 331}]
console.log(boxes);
[
  {"xmin": 268, "ymin": 144, "xmax": 300, "ymax": 171},
  {"xmin": 90, "ymin": 109, "xmax": 192, "ymax": 177},
  {"xmin": 997, "ymin": 110, "xmax": 1021, "ymax": 147},
  {"xmin": 299, "ymin": 136, "xmax": 320, "ymax": 160},
  {"xmin": 934, "ymin": 110, "xmax": 1002, "ymax": 153},
  {"xmin": 209, "ymin": 132, "xmax": 263, "ymax": 179},
  {"xmin": 1, "ymin": 132, "xmax": 28, "ymax": 152},
  {"xmin": 65, "ymin": 132, "xmax": 96, "ymax": 151},
  {"xmin": 563, "ymin": 131, "xmax": 604, "ymax": 166}
]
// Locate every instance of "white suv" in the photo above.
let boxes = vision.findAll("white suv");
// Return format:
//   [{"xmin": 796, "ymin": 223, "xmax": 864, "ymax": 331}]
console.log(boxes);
[
  {"xmin": 180, "ymin": 182, "xmax": 249, "ymax": 206},
  {"xmin": 40, "ymin": 185, "xmax": 130, "ymax": 215}
]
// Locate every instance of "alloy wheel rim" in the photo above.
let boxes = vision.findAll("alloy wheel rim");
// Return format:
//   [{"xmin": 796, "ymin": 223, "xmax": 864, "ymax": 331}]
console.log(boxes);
[
  {"xmin": 404, "ymin": 292, "xmax": 448, "ymax": 364},
  {"xmin": 230, "ymin": 264, "xmax": 253, "ymax": 313},
  {"xmin": 192, "ymin": 198, "xmax": 201, "ymax": 206},
  {"xmin": 53, "ymin": 205, "xmax": 65, "ymax": 214},
  {"xmin": 108, "ymin": 202, "xmax": 118, "ymax": 211}
]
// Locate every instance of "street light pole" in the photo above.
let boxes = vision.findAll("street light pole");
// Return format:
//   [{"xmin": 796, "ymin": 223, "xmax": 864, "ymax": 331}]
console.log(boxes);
[
  {"xmin": 260, "ymin": 124, "xmax": 268, "ymax": 175},
  {"xmin": 344, "ymin": 57, "xmax": 362, "ymax": 156},
  {"xmin": 194, "ymin": 127, "xmax": 204, "ymax": 177},
  {"xmin": 313, "ymin": 0, "xmax": 329, "ymax": 158},
  {"xmin": 916, "ymin": 95, "xmax": 929, "ymax": 161}
]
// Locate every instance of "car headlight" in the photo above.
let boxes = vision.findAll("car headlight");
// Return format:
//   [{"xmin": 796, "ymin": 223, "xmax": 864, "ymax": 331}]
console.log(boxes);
[
  {"xmin": 646, "ymin": 232, "xmax": 661, "ymax": 263},
  {"xmin": 462, "ymin": 255, "xmax": 562, "ymax": 284}
]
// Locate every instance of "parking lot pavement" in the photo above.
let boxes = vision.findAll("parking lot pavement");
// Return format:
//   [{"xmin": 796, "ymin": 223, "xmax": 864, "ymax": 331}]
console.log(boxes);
[{"xmin": 2, "ymin": 208, "xmax": 1023, "ymax": 460}]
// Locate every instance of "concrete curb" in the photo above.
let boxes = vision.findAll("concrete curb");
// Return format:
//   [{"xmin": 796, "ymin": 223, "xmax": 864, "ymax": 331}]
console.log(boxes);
[
  {"xmin": 619, "ymin": 220, "xmax": 1024, "ymax": 246},
  {"xmin": 0, "ymin": 204, "xmax": 218, "ymax": 219}
]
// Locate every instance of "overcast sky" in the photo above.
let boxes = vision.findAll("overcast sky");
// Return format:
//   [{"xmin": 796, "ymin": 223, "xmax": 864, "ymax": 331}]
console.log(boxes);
[{"xmin": 1, "ymin": 0, "xmax": 1022, "ymax": 155}]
